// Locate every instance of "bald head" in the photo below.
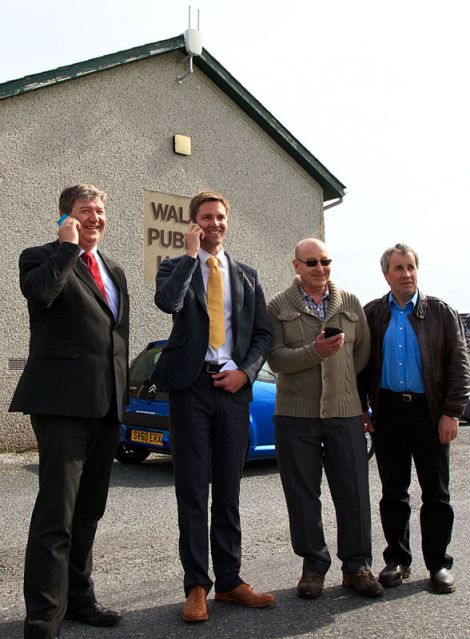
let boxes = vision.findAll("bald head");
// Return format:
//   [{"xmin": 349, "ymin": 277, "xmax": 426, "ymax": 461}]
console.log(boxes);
[
  {"xmin": 295, "ymin": 238, "xmax": 327, "ymax": 259},
  {"xmin": 293, "ymin": 237, "xmax": 332, "ymax": 298}
]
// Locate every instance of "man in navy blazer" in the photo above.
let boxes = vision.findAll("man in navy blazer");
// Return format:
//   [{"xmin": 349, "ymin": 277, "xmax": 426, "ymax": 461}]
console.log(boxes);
[
  {"xmin": 10, "ymin": 184, "xmax": 129, "ymax": 639},
  {"xmin": 151, "ymin": 190, "xmax": 274, "ymax": 622}
]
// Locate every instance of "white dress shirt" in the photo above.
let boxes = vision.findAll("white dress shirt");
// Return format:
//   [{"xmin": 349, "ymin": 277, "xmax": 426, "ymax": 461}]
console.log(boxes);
[{"xmin": 198, "ymin": 247, "xmax": 237, "ymax": 370}]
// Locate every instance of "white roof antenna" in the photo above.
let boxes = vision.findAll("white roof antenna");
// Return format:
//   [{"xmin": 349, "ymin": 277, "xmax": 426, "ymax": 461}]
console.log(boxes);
[{"xmin": 177, "ymin": 6, "xmax": 203, "ymax": 84}]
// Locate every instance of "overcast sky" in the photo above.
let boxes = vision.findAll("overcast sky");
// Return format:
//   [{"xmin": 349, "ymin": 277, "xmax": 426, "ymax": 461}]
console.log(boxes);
[{"xmin": 2, "ymin": 0, "xmax": 469, "ymax": 309}]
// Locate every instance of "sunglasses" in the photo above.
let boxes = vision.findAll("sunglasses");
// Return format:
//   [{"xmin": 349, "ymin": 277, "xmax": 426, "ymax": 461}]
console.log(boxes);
[{"xmin": 296, "ymin": 258, "xmax": 332, "ymax": 267}]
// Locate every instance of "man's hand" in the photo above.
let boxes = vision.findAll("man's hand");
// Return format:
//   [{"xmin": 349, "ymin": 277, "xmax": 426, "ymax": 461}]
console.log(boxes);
[
  {"xmin": 438, "ymin": 415, "xmax": 459, "ymax": 444},
  {"xmin": 185, "ymin": 222, "xmax": 204, "ymax": 258},
  {"xmin": 314, "ymin": 331, "xmax": 344, "ymax": 358},
  {"xmin": 58, "ymin": 216, "xmax": 80, "ymax": 244},
  {"xmin": 363, "ymin": 411, "xmax": 374, "ymax": 433},
  {"xmin": 212, "ymin": 369, "xmax": 248, "ymax": 393}
]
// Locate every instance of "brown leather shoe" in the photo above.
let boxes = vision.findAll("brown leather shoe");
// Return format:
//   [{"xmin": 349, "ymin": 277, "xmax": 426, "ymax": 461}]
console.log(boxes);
[
  {"xmin": 297, "ymin": 570, "xmax": 325, "ymax": 599},
  {"xmin": 181, "ymin": 586, "xmax": 208, "ymax": 622},
  {"xmin": 215, "ymin": 583, "xmax": 275, "ymax": 608},
  {"xmin": 343, "ymin": 567, "xmax": 384, "ymax": 598}
]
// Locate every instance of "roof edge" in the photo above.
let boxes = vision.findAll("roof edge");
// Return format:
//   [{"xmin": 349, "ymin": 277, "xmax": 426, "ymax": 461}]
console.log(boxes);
[
  {"xmin": 0, "ymin": 35, "xmax": 185, "ymax": 101},
  {"xmin": 0, "ymin": 34, "xmax": 346, "ymax": 200},
  {"xmin": 194, "ymin": 51, "xmax": 346, "ymax": 200}
]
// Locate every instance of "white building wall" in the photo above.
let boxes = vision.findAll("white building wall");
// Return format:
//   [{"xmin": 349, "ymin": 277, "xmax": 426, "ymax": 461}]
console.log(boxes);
[{"xmin": 0, "ymin": 51, "xmax": 323, "ymax": 451}]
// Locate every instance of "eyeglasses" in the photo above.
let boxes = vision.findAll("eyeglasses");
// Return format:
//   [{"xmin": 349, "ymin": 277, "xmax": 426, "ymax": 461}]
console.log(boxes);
[{"xmin": 296, "ymin": 258, "xmax": 332, "ymax": 267}]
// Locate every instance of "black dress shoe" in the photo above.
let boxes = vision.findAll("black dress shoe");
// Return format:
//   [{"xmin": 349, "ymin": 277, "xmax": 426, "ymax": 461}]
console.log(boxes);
[
  {"xmin": 379, "ymin": 563, "xmax": 411, "ymax": 587},
  {"xmin": 65, "ymin": 602, "xmax": 121, "ymax": 626},
  {"xmin": 430, "ymin": 568, "xmax": 455, "ymax": 594}
]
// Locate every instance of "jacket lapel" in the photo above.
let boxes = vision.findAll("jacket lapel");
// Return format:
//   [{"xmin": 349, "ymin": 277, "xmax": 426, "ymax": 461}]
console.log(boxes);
[
  {"xmin": 74, "ymin": 251, "xmax": 114, "ymax": 319},
  {"xmin": 74, "ymin": 254, "xmax": 101, "ymax": 297},
  {"xmin": 227, "ymin": 253, "xmax": 244, "ymax": 345},
  {"xmin": 98, "ymin": 251, "xmax": 126, "ymax": 323},
  {"xmin": 193, "ymin": 260, "xmax": 208, "ymax": 312}
]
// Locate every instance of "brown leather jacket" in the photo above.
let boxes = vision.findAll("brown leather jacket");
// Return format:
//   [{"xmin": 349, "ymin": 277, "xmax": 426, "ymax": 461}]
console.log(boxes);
[{"xmin": 359, "ymin": 291, "xmax": 470, "ymax": 423}]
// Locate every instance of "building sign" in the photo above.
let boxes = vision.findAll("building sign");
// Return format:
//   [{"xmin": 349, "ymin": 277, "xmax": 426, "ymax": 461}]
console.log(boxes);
[{"xmin": 144, "ymin": 190, "xmax": 191, "ymax": 284}]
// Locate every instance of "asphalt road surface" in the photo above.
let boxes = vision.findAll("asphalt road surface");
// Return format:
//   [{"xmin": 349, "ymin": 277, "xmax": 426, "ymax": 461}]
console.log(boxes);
[{"xmin": 1, "ymin": 428, "xmax": 469, "ymax": 639}]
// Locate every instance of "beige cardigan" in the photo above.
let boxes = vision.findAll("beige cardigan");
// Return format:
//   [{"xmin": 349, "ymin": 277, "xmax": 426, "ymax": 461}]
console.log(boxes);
[{"xmin": 267, "ymin": 279, "xmax": 370, "ymax": 419}]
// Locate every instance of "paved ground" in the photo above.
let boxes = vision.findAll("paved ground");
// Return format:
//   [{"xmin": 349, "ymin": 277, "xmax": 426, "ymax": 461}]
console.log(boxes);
[{"xmin": 1, "ymin": 427, "xmax": 469, "ymax": 639}]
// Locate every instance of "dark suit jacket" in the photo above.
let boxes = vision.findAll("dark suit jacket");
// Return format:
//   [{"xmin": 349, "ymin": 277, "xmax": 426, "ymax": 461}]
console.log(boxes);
[
  {"xmin": 10, "ymin": 240, "xmax": 129, "ymax": 420},
  {"xmin": 151, "ymin": 253, "xmax": 271, "ymax": 401}
]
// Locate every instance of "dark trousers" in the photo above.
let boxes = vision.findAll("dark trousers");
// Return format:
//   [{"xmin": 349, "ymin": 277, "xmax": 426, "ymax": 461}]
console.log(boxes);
[
  {"xmin": 373, "ymin": 390, "xmax": 453, "ymax": 572},
  {"xmin": 24, "ymin": 412, "xmax": 119, "ymax": 639},
  {"xmin": 275, "ymin": 415, "xmax": 372, "ymax": 574},
  {"xmin": 169, "ymin": 370, "xmax": 250, "ymax": 596}
]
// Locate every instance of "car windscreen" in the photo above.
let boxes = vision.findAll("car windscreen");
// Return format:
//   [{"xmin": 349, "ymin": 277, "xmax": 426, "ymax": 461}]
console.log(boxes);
[{"xmin": 130, "ymin": 346, "xmax": 162, "ymax": 384}]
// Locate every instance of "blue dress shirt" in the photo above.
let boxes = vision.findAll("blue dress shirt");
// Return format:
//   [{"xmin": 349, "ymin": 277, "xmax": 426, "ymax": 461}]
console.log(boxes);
[{"xmin": 380, "ymin": 291, "xmax": 425, "ymax": 393}]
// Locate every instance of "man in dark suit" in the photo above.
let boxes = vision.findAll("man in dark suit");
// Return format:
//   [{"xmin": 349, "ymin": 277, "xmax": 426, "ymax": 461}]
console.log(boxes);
[
  {"xmin": 10, "ymin": 184, "xmax": 129, "ymax": 639},
  {"xmin": 151, "ymin": 190, "xmax": 274, "ymax": 622}
]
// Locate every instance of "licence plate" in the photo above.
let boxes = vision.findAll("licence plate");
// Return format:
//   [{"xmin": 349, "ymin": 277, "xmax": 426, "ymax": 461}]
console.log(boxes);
[{"xmin": 130, "ymin": 430, "xmax": 164, "ymax": 447}]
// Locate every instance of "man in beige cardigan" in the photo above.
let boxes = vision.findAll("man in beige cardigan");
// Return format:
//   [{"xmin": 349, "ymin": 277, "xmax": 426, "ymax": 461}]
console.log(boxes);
[{"xmin": 268, "ymin": 238, "xmax": 383, "ymax": 599}]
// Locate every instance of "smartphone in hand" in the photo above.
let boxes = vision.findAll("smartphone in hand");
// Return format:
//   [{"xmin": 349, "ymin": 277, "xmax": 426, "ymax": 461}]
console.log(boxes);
[
  {"xmin": 324, "ymin": 326, "xmax": 342, "ymax": 338},
  {"xmin": 57, "ymin": 213, "xmax": 68, "ymax": 227}
]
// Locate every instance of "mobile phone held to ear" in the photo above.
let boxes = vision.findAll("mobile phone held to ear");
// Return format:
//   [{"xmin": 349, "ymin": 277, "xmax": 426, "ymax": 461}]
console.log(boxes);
[
  {"xmin": 324, "ymin": 326, "xmax": 342, "ymax": 338},
  {"xmin": 57, "ymin": 213, "xmax": 68, "ymax": 227}
]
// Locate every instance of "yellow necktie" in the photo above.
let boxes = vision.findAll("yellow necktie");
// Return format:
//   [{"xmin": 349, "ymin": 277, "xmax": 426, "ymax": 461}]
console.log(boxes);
[{"xmin": 206, "ymin": 256, "xmax": 226, "ymax": 349}]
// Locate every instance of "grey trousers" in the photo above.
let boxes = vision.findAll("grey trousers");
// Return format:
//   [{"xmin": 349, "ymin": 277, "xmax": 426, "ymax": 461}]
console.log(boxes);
[{"xmin": 275, "ymin": 414, "xmax": 372, "ymax": 574}]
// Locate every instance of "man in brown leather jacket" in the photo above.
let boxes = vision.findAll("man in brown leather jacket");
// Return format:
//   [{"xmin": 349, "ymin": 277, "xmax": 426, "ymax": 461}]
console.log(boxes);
[{"xmin": 360, "ymin": 243, "xmax": 470, "ymax": 595}]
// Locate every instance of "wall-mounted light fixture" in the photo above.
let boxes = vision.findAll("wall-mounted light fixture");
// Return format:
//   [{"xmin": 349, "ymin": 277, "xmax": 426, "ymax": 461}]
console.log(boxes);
[{"xmin": 174, "ymin": 134, "xmax": 192, "ymax": 156}]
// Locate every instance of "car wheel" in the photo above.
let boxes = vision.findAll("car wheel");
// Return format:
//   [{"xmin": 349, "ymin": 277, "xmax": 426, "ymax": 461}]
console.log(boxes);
[{"xmin": 115, "ymin": 443, "xmax": 150, "ymax": 465}]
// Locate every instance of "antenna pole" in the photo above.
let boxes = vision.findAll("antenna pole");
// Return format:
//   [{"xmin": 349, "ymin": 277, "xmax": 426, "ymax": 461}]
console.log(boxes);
[{"xmin": 177, "ymin": 5, "xmax": 202, "ymax": 84}]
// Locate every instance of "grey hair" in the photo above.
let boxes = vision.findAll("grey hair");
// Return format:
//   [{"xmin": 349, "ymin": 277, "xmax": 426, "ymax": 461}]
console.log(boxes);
[
  {"xmin": 380, "ymin": 243, "xmax": 419, "ymax": 274},
  {"xmin": 59, "ymin": 184, "xmax": 107, "ymax": 214}
]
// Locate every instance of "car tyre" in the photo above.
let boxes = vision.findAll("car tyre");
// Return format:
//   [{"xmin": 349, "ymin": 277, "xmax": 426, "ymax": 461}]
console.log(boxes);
[{"xmin": 115, "ymin": 443, "xmax": 150, "ymax": 465}]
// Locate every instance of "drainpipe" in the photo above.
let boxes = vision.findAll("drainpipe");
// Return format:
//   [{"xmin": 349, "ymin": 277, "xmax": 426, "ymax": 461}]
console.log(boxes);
[{"xmin": 323, "ymin": 197, "xmax": 343, "ymax": 211}]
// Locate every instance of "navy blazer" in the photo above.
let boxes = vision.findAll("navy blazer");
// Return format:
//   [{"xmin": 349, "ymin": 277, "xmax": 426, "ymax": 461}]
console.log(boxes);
[
  {"xmin": 151, "ymin": 253, "xmax": 272, "ymax": 401},
  {"xmin": 10, "ymin": 240, "xmax": 129, "ymax": 420}
]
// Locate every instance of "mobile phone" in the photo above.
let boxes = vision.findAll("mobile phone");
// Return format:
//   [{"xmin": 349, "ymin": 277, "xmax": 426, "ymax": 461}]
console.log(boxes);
[
  {"xmin": 324, "ymin": 326, "xmax": 342, "ymax": 338},
  {"xmin": 57, "ymin": 213, "xmax": 68, "ymax": 227}
]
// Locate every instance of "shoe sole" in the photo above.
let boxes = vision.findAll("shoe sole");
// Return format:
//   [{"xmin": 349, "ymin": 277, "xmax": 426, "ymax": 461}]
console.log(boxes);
[
  {"xmin": 297, "ymin": 589, "xmax": 322, "ymax": 599},
  {"xmin": 214, "ymin": 595, "xmax": 274, "ymax": 608},
  {"xmin": 64, "ymin": 613, "xmax": 120, "ymax": 627},
  {"xmin": 342, "ymin": 580, "xmax": 384, "ymax": 598},
  {"xmin": 430, "ymin": 583, "xmax": 456, "ymax": 594},
  {"xmin": 182, "ymin": 613, "xmax": 208, "ymax": 622}
]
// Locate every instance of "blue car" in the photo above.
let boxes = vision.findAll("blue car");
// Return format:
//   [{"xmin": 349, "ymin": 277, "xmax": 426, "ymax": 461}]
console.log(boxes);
[{"xmin": 115, "ymin": 340, "xmax": 277, "ymax": 464}]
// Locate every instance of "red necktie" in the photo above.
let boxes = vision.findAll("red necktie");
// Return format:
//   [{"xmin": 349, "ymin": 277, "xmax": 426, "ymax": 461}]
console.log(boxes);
[{"xmin": 81, "ymin": 251, "xmax": 108, "ymax": 303}]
